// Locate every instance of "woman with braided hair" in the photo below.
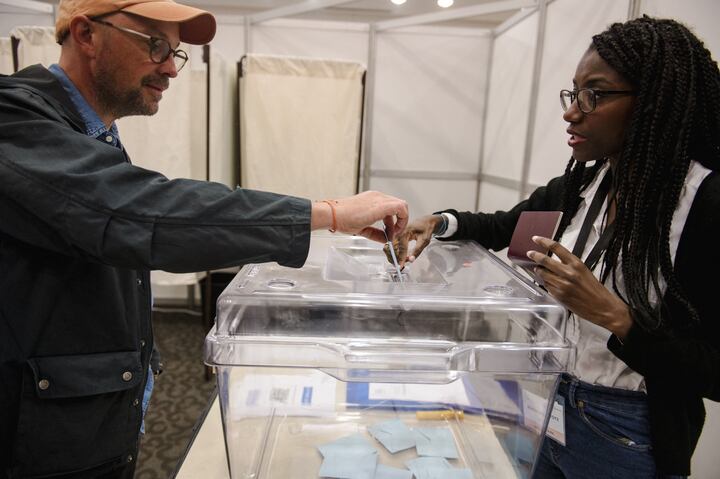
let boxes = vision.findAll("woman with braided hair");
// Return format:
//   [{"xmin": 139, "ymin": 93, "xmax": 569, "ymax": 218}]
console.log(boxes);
[{"xmin": 393, "ymin": 16, "xmax": 719, "ymax": 478}]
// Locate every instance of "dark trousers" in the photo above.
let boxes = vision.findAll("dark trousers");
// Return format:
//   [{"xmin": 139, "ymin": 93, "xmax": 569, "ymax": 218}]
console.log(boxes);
[{"xmin": 533, "ymin": 375, "xmax": 686, "ymax": 479}]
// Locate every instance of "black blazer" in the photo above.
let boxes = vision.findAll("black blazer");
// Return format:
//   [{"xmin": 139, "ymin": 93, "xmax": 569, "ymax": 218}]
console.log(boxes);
[{"xmin": 442, "ymin": 171, "xmax": 720, "ymax": 475}]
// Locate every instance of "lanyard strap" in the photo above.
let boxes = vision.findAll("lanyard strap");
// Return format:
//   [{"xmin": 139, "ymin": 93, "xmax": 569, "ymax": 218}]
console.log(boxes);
[{"xmin": 571, "ymin": 171, "xmax": 614, "ymax": 271}]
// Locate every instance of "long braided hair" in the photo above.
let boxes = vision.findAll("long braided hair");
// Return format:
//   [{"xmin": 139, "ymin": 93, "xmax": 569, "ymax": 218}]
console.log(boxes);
[{"xmin": 556, "ymin": 16, "xmax": 720, "ymax": 333}]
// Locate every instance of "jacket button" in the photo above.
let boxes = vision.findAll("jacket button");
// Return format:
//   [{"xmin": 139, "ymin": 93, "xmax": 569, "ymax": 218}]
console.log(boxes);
[
  {"xmin": 127, "ymin": 455, "xmax": 133, "ymax": 463},
  {"xmin": 122, "ymin": 371, "xmax": 133, "ymax": 382},
  {"xmin": 133, "ymin": 398, "xmax": 140, "ymax": 407},
  {"xmin": 38, "ymin": 379, "xmax": 50, "ymax": 390},
  {"xmin": 140, "ymin": 339, "xmax": 146, "ymax": 347},
  {"xmin": 136, "ymin": 278, "xmax": 142, "ymax": 286}
]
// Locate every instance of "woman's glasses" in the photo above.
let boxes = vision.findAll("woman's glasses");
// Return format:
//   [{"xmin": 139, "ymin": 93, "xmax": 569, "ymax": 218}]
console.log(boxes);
[{"xmin": 560, "ymin": 88, "xmax": 636, "ymax": 114}]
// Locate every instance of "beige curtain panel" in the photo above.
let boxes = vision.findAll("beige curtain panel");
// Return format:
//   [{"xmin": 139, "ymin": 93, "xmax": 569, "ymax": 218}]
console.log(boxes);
[
  {"xmin": 0, "ymin": 38, "xmax": 13, "ymax": 74},
  {"xmin": 209, "ymin": 50, "xmax": 236, "ymax": 188},
  {"xmin": 10, "ymin": 26, "xmax": 59, "ymax": 70},
  {"xmin": 239, "ymin": 53, "xmax": 365, "ymax": 200}
]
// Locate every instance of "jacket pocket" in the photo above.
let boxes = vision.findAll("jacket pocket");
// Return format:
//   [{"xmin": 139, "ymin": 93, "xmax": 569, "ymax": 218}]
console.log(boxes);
[{"xmin": 11, "ymin": 351, "xmax": 144, "ymax": 478}]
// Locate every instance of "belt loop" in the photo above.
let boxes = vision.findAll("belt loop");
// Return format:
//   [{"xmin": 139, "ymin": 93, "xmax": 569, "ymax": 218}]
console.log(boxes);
[{"xmin": 566, "ymin": 378, "xmax": 578, "ymax": 409}]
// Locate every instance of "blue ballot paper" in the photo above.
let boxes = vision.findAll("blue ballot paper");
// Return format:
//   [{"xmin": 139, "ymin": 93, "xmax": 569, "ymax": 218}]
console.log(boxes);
[
  {"xmin": 413, "ymin": 427, "xmax": 459, "ymax": 459},
  {"xmin": 405, "ymin": 457, "xmax": 451, "ymax": 479},
  {"xmin": 317, "ymin": 434, "xmax": 378, "ymax": 479},
  {"xmin": 318, "ymin": 450, "xmax": 378, "ymax": 479},
  {"xmin": 368, "ymin": 419, "xmax": 416, "ymax": 454},
  {"xmin": 374, "ymin": 464, "xmax": 413, "ymax": 479},
  {"xmin": 318, "ymin": 433, "xmax": 376, "ymax": 458},
  {"xmin": 406, "ymin": 457, "xmax": 473, "ymax": 479}
]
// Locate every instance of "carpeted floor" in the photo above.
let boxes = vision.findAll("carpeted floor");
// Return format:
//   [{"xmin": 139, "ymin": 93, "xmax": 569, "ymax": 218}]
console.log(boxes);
[{"xmin": 135, "ymin": 310, "xmax": 216, "ymax": 479}]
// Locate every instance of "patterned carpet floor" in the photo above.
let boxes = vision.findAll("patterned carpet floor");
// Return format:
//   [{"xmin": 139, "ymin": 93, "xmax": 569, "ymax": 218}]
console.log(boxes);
[{"xmin": 136, "ymin": 310, "xmax": 216, "ymax": 479}]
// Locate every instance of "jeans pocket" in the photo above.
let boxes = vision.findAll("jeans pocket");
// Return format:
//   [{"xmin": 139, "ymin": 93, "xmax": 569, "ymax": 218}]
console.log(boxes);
[{"xmin": 576, "ymin": 400, "xmax": 652, "ymax": 451}]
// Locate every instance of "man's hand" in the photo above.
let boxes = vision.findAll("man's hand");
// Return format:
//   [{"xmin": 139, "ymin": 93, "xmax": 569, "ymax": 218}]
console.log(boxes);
[
  {"xmin": 311, "ymin": 191, "xmax": 408, "ymax": 243},
  {"xmin": 384, "ymin": 214, "xmax": 442, "ymax": 268},
  {"xmin": 527, "ymin": 236, "xmax": 632, "ymax": 339}
]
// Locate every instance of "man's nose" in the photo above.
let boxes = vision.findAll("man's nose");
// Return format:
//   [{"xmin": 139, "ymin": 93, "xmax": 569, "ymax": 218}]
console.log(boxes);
[{"xmin": 158, "ymin": 55, "xmax": 178, "ymax": 78}]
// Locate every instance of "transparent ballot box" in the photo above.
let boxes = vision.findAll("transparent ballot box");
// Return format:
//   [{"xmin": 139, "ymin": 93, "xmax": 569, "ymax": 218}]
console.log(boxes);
[{"xmin": 205, "ymin": 234, "xmax": 571, "ymax": 479}]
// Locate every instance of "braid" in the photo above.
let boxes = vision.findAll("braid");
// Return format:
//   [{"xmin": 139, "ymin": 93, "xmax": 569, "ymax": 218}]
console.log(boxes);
[{"xmin": 591, "ymin": 16, "xmax": 720, "ymax": 332}]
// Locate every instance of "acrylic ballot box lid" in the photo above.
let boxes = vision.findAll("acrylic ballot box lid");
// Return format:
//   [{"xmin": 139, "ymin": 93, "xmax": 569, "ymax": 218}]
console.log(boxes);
[{"xmin": 205, "ymin": 233, "xmax": 570, "ymax": 376}]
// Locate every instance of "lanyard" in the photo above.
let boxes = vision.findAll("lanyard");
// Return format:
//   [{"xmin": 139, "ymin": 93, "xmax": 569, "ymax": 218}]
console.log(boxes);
[{"xmin": 571, "ymin": 171, "xmax": 615, "ymax": 271}]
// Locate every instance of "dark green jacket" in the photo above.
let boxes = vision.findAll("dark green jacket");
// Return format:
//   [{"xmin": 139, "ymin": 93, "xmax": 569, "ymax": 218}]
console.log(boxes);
[{"xmin": 0, "ymin": 65, "xmax": 311, "ymax": 478}]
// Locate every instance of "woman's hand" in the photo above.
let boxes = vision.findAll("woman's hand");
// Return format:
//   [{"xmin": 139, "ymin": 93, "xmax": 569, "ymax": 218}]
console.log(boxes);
[
  {"xmin": 387, "ymin": 215, "xmax": 442, "ymax": 268},
  {"xmin": 527, "ymin": 236, "xmax": 632, "ymax": 339}
]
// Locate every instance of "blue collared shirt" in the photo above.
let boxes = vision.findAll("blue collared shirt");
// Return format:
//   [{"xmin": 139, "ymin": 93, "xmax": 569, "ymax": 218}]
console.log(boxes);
[
  {"xmin": 48, "ymin": 64, "xmax": 153, "ymax": 433},
  {"xmin": 48, "ymin": 64, "xmax": 122, "ymax": 149}
]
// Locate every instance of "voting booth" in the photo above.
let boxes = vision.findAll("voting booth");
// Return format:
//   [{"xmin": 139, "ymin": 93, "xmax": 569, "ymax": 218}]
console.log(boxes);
[{"xmin": 205, "ymin": 233, "xmax": 571, "ymax": 478}]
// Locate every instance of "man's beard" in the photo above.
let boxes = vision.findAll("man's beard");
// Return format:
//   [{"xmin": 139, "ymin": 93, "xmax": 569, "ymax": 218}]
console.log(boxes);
[{"xmin": 94, "ymin": 54, "xmax": 167, "ymax": 119}]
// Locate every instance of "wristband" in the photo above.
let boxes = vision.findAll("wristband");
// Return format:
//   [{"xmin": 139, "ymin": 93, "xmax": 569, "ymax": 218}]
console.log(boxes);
[{"xmin": 322, "ymin": 200, "xmax": 338, "ymax": 233}]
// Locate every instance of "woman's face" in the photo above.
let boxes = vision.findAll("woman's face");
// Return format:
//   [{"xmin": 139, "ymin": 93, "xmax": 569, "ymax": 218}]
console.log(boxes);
[{"xmin": 563, "ymin": 48, "xmax": 636, "ymax": 164}]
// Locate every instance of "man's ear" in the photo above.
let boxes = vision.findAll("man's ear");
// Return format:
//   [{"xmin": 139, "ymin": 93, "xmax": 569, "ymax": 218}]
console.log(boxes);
[{"xmin": 67, "ymin": 15, "xmax": 99, "ymax": 59}]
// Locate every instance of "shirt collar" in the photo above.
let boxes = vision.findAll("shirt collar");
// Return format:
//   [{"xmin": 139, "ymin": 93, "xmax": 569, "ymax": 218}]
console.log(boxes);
[
  {"xmin": 579, "ymin": 161, "xmax": 612, "ymax": 202},
  {"xmin": 48, "ymin": 64, "xmax": 120, "ymax": 140}
]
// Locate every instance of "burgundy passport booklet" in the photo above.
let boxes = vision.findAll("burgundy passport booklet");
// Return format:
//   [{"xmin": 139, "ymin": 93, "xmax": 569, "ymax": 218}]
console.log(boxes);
[{"xmin": 507, "ymin": 211, "xmax": 563, "ymax": 283}]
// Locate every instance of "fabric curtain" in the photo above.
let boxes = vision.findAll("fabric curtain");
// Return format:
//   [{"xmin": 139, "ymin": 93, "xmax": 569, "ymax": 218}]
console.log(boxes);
[
  {"xmin": 209, "ymin": 50, "xmax": 236, "ymax": 188},
  {"xmin": 10, "ymin": 26, "xmax": 59, "ymax": 69},
  {"xmin": 239, "ymin": 53, "xmax": 365, "ymax": 199},
  {"xmin": 0, "ymin": 37, "xmax": 13, "ymax": 74},
  {"xmin": 117, "ymin": 55, "xmax": 207, "ymax": 287}
]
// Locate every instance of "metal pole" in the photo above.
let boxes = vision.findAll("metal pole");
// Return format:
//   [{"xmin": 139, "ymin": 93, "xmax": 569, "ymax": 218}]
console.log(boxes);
[
  {"xmin": 244, "ymin": 15, "xmax": 251, "ymax": 55},
  {"xmin": 360, "ymin": 25, "xmax": 377, "ymax": 192},
  {"xmin": 475, "ymin": 34, "xmax": 496, "ymax": 211},
  {"xmin": 519, "ymin": 0, "xmax": 548, "ymax": 200},
  {"xmin": 627, "ymin": 0, "xmax": 642, "ymax": 20}
]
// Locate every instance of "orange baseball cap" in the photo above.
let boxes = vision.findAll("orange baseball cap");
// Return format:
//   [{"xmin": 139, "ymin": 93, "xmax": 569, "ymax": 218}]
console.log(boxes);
[{"xmin": 56, "ymin": 0, "xmax": 216, "ymax": 45}]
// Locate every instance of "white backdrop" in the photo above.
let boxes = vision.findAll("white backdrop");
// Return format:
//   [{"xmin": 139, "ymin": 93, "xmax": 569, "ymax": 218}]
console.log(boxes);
[
  {"xmin": 369, "ymin": 27, "xmax": 490, "ymax": 215},
  {"xmin": 480, "ymin": 12, "xmax": 538, "ymax": 212}
]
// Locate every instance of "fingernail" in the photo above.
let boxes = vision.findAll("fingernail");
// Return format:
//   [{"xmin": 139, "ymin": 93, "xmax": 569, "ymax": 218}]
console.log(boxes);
[
  {"xmin": 526, "ymin": 251, "xmax": 535, "ymax": 259},
  {"xmin": 531, "ymin": 236, "xmax": 540, "ymax": 242}
]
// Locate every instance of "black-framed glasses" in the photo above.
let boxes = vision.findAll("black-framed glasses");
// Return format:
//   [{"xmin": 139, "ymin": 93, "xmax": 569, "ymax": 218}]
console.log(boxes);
[
  {"xmin": 560, "ymin": 88, "xmax": 636, "ymax": 114},
  {"xmin": 90, "ymin": 18, "xmax": 188, "ymax": 72}
]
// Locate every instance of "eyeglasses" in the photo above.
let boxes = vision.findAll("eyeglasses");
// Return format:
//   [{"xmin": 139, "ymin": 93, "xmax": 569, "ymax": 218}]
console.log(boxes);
[
  {"xmin": 560, "ymin": 88, "xmax": 636, "ymax": 114},
  {"xmin": 90, "ymin": 18, "xmax": 188, "ymax": 72}
]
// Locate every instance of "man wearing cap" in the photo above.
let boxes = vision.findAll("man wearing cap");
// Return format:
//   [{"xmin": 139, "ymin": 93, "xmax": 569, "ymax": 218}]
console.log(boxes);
[{"xmin": 0, "ymin": 1, "xmax": 408, "ymax": 477}]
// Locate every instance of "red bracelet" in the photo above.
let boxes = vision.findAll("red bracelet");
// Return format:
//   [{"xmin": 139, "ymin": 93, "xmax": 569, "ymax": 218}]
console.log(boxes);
[{"xmin": 322, "ymin": 200, "xmax": 338, "ymax": 233}]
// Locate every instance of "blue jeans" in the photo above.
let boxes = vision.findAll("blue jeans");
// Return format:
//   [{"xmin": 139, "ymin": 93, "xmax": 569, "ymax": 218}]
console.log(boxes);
[{"xmin": 532, "ymin": 375, "xmax": 686, "ymax": 479}]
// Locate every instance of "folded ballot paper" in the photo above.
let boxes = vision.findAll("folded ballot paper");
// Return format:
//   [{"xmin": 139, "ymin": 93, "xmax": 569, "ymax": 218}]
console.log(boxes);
[{"xmin": 316, "ymin": 421, "xmax": 473, "ymax": 479}]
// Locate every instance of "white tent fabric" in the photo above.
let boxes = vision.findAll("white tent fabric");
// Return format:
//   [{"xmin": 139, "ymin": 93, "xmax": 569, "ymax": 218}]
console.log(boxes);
[
  {"xmin": 117, "ymin": 58, "xmax": 207, "ymax": 287},
  {"xmin": 209, "ymin": 50, "xmax": 236, "ymax": 187},
  {"xmin": 239, "ymin": 53, "xmax": 364, "ymax": 199},
  {"xmin": 0, "ymin": 37, "xmax": 13, "ymax": 74},
  {"xmin": 10, "ymin": 26, "xmax": 59, "ymax": 69}
]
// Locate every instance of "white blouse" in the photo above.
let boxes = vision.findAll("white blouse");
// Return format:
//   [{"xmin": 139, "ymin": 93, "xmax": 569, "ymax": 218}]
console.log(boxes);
[{"xmin": 558, "ymin": 160, "xmax": 711, "ymax": 391}]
